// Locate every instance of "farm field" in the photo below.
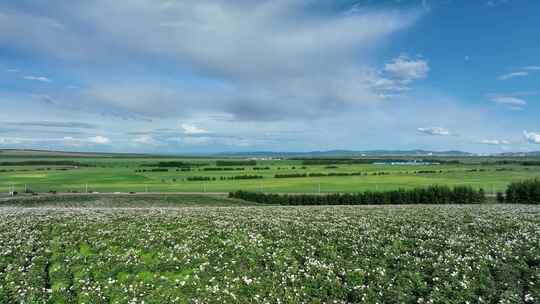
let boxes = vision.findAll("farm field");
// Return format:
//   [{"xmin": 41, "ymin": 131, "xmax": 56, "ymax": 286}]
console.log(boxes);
[
  {"xmin": 0, "ymin": 198, "xmax": 539, "ymax": 303},
  {"xmin": 1, "ymin": 154, "xmax": 540, "ymax": 194}
]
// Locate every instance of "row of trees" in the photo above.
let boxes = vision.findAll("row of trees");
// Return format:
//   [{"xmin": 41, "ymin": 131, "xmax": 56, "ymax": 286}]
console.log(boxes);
[
  {"xmin": 275, "ymin": 172, "xmax": 393, "ymax": 179},
  {"xmin": 186, "ymin": 175, "xmax": 264, "ymax": 182},
  {"xmin": 141, "ymin": 161, "xmax": 207, "ymax": 168},
  {"xmin": 0, "ymin": 160, "xmax": 90, "ymax": 167},
  {"xmin": 230, "ymin": 185, "xmax": 486, "ymax": 205},
  {"xmin": 502, "ymin": 179, "xmax": 540, "ymax": 204},
  {"xmin": 135, "ymin": 168, "xmax": 169, "ymax": 173},
  {"xmin": 203, "ymin": 167, "xmax": 245, "ymax": 171},
  {"xmin": 216, "ymin": 160, "xmax": 257, "ymax": 166},
  {"xmin": 298, "ymin": 158, "xmax": 461, "ymax": 165},
  {"xmin": 220, "ymin": 175, "xmax": 263, "ymax": 180}
]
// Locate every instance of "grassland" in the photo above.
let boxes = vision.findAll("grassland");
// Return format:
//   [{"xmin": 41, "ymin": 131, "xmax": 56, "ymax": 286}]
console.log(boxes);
[
  {"xmin": 1, "ymin": 153, "xmax": 540, "ymax": 194},
  {"xmin": 1, "ymin": 198, "xmax": 539, "ymax": 303},
  {"xmin": 0, "ymin": 155, "xmax": 540, "ymax": 193}
]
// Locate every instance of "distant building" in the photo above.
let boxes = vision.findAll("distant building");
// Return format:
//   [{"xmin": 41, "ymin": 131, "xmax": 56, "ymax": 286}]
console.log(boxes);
[{"xmin": 373, "ymin": 160, "xmax": 440, "ymax": 166}]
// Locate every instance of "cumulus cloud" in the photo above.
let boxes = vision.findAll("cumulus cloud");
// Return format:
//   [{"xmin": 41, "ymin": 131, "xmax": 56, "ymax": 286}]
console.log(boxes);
[
  {"xmin": 87, "ymin": 136, "xmax": 110, "ymax": 144},
  {"xmin": 480, "ymin": 139, "xmax": 510, "ymax": 145},
  {"xmin": 181, "ymin": 123, "xmax": 209, "ymax": 135},
  {"xmin": 524, "ymin": 131, "xmax": 540, "ymax": 144},
  {"xmin": 417, "ymin": 127, "xmax": 450, "ymax": 136},
  {"xmin": 22, "ymin": 75, "xmax": 51, "ymax": 82}
]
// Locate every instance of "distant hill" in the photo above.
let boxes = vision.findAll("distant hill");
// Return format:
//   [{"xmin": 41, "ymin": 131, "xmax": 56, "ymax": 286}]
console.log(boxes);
[
  {"xmin": 214, "ymin": 149, "xmax": 475, "ymax": 158},
  {"xmin": 498, "ymin": 151, "xmax": 540, "ymax": 157},
  {"xmin": 3, "ymin": 148, "xmax": 539, "ymax": 159}
]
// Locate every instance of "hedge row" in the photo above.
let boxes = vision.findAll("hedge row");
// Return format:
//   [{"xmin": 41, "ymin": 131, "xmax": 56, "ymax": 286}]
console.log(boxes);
[{"xmin": 230, "ymin": 185, "xmax": 486, "ymax": 205}]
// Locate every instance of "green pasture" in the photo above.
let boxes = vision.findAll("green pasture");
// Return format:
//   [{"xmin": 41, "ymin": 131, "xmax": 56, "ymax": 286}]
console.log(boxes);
[{"xmin": 1, "ymin": 156, "xmax": 540, "ymax": 193}]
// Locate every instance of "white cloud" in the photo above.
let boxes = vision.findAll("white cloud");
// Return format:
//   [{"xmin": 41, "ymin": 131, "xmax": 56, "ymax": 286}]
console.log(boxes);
[
  {"xmin": 88, "ymin": 135, "xmax": 110, "ymax": 144},
  {"xmin": 133, "ymin": 135, "xmax": 157, "ymax": 145},
  {"xmin": 363, "ymin": 55, "xmax": 430, "ymax": 98},
  {"xmin": 489, "ymin": 95, "xmax": 527, "ymax": 110},
  {"xmin": 383, "ymin": 55, "xmax": 430, "ymax": 84},
  {"xmin": 0, "ymin": 137, "xmax": 22, "ymax": 145},
  {"xmin": 524, "ymin": 131, "xmax": 540, "ymax": 144},
  {"xmin": 177, "ymin": 136, "xmax": 212, "ymax": 146},
  {"xmin": 23, "ymin": 75, "xmax": 51, "ymax": 82},
  {"xmin": 498, "ymin": 71, "xmax": 528, "ymax": 80},
  {"xmin": 0, "ymin": 2, "xmax": 422, "ymax": 122},
  {"xmin": 480, "ymin": 139, "xmax": 510, "ymax": 145},
  {"xmin": 417, "ymin": 127, "xmax": 450, "ymax": 136},
  {"xmin": 523, "ymin": 66, "xmax": 540, "ymax": 71},
  {"xmin": 487, "ymin": 0, "xmax": 510, "ymax": 7},
  {"xmin": 181, "ymin": 123, "xmax": 209, "ymax": 135},
  {"xmin": 6, "ymin": 68, "xmax": 19, "ymax": 73}
]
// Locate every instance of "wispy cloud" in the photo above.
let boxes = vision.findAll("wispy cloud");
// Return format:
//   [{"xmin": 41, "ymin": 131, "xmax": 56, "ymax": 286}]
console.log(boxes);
[
  {"xmin": 417, "ymin": 127, "xmax": 450, "ymax": 136},
  {"xmin": 486, "ymin": 0, "xmax": 510, "ymax": 7},
  {"xmin": 479, "ymin": 139, "xmax": 510, "ymax": 145},
  {"xmin": 132, "ymin": 135, "xmax": 158, "ymax": 145},
  {"xmin": 498, "ymin": 71, "xmax": 528, "ymax": 80},
  {"xmin": 5, "ymin": 121, "xmax": 96, "ymax": 129},
  {"xmin": 180, "ymin": 123, "xmax": 209, "ymax": 135},
  {"xmin": 489, "ymin": 95, "xmax": 527, "ymax": 110},
  {"xmin": 23, "ymin": 75, "xmax": 51, "ymax": 82},
  {"xmin": 0, "ymin": 1, "xmax": 422, "ymax": 123},
  {"xmin": 523, "ymin": 66, "xmax": 540, "ymax": 71}
]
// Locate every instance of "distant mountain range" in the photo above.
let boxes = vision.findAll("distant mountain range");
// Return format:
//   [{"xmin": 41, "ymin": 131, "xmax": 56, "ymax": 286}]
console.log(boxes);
[
  {"xmin": 2, "ymin": 148, "xmax": 540, "ymax": 158},
  {"xmin": 215, "ymin": 150, "xmax": 476, "ymax": 157}
]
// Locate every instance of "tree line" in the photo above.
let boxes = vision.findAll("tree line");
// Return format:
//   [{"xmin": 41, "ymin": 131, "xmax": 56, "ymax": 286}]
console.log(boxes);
[
  {"xmin": 230, "ymin": 185, "xmax": 486, "ymax": 205},
  {"xmin": 298, "ymin": 158, "xmax": 461, "ymax": 166},
  {"xmin": 186, "ymin": 175, "xmax": 264, "ymax": 182},
  {"xmin": 216, "ymin": 160, "xmax": 257, "ymax": 166},
  {"xmin": 203, "ymin": 167, "xmax": 245, "ymax": 171},
  {"xmin": 499, "ymin": 179, "xmax": 540, "ymax": 204},
  {"xmin": 141, "ymin": 161, "xmax": 206, "ymax": 168},
  {"xmin": 0, "ymin": 160, "xmax": 91, "ymax": 167}
]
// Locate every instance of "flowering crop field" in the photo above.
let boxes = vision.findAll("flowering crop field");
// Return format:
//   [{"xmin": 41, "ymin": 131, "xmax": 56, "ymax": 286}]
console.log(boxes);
[{"xmin": 1, "ymin": 203, "xmax": 539, "ymax": 303}]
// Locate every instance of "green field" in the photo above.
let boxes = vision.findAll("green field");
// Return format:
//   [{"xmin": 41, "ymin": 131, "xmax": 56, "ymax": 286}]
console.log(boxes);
[
  {"xmin": 1, "ymin": 154, "xmax": 540, "ymax": 194},
  {"xmin": 1, "ymin": 198, "xmax": 539, "ymax": 303}
]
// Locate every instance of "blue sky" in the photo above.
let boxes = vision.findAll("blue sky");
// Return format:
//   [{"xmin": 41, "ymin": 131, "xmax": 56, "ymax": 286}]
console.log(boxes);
[{"xmin": 0, "ymin": 0, "xmax": 539, "ymax": 154}]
